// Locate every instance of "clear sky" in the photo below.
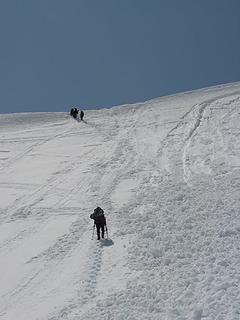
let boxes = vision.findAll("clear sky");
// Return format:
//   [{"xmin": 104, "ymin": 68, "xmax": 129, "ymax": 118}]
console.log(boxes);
[{"xmin": 0, "ymin": 0, "xmax": 240, "ymax": 113}]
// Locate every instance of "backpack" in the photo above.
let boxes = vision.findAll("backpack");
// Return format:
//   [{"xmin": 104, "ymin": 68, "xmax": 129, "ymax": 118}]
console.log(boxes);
[{"xmin": 90, "ymin": 206, "xmax": 104, "ymax": 219}]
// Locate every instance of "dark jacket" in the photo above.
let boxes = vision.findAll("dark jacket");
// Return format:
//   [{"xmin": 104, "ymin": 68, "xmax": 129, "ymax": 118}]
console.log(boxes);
[
  {"xmin": 90, "ymin": 207, "xmax": 106, "ymax": 226},
  {"xmin": 93, "ymin": 214, "xmax": 106, "ymax": 226}
]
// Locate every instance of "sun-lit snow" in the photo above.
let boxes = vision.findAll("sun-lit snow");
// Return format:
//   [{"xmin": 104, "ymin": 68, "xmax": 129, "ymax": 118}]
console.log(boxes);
[{"xmin": 0, "ymin": 82, "xmax": 240, "ymax": 320}]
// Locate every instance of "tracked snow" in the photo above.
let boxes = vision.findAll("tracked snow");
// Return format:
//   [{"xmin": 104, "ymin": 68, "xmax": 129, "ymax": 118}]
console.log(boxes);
[{"xmin": 0, "ymin": 82, "xmax": 240, "ymax": 319}]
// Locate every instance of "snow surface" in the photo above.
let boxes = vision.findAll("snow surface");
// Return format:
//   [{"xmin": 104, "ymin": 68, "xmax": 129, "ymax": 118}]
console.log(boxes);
[{"xmin": 0, "ymin": 82, "xmax": 240, "ymax": 320}]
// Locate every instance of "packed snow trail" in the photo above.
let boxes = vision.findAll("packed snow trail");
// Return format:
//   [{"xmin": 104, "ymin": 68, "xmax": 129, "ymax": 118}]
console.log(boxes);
[{"xmin": 0, "ymin": 82, "xmax": 240, "ymax": 319}]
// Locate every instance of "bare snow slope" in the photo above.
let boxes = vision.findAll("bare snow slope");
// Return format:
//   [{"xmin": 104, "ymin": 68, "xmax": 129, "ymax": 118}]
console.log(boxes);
[{"xmin": 0, "ymin": 82, "xmax": 240, "ymax": 320}]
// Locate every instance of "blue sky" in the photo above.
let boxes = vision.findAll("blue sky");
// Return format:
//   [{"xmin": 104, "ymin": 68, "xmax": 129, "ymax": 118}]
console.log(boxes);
[{"xmin": 0, "ymin": 0, "xmax": 240, "ymax": 113}]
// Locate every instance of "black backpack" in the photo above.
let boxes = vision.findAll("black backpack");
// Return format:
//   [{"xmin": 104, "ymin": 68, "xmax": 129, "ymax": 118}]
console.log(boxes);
[{"xmin": 90, "ymin": 207, "xmax": 104, "ymax": 219}]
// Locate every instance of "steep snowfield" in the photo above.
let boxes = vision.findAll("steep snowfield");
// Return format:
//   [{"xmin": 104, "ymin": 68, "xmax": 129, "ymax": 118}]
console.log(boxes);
[{"xmin": 0, "ymin": 82, "xmax": 240, "ymax": 320}]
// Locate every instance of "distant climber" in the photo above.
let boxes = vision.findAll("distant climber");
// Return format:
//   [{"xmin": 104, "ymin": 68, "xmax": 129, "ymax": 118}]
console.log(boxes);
[
  {"xmin": 90, "ymin": 207, "xmax": 107, "ymax": 240},
  {"xmin": 70, "ymin": 107, "xmax": 74, "ymax": 116},
  {"xmin": 80, "ymin": 110, "xmax": 84, "ymax": 121},
  {"xmin": 72, "ymin": 108, "xmax": 78, "ymax": 119}
]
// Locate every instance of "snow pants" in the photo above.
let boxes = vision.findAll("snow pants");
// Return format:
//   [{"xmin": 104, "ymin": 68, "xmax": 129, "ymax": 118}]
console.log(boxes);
[{"xmin": 96, "ymin": 224, "xmax": 105, "ymax": 240}]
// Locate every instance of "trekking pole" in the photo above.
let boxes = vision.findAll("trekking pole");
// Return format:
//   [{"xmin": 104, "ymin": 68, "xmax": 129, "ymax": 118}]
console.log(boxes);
[
  {"xmin": 106, "ymin": 226, "xmax": 109, "ymax": 240},
  {"xmin": 91, "ymin": 224, "xmax": 95, "ymax": 240}
]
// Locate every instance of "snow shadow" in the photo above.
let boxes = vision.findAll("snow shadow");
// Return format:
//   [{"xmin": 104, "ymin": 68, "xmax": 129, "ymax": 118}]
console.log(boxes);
[{"xmin": 99, "ymin": 239, "xmax": 114, "ymax": 247}]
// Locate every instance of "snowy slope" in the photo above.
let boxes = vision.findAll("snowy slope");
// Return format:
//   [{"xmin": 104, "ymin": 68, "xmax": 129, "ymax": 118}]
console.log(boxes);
[{"xmin": 0, "ymin": 82, "xmax": 240, "ymax": 320}]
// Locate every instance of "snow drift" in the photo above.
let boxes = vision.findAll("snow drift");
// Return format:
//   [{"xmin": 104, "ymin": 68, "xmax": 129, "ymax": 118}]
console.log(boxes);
[{"xmin": 0, "ymin": 82, "xmax": 240, "ymax": 320}]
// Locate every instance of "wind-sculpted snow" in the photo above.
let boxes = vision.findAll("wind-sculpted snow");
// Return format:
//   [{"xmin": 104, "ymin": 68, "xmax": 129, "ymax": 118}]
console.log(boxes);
[{"xmin": 0, "ymin": 83, "xmax": 240, "ymax": 320}]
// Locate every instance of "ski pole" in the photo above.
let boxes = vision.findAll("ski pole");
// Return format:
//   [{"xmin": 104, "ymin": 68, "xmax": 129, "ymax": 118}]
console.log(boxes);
[{"xmin": 91, "ymin": 224, "xmax": 95, "ymax": 240}]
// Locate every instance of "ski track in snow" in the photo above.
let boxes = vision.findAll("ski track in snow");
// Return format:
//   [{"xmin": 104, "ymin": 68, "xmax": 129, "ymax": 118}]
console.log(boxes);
[
  {"xmin": 0, "ymin": 83, "xmax": 240, "ymax": 319},
  {"xmin": 0, "ymin": 119, "xmax": 72, "ymax": 172},
  {"xmin": 182, "ymin": 93, "xmax": 240, "ymax": 185}
]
